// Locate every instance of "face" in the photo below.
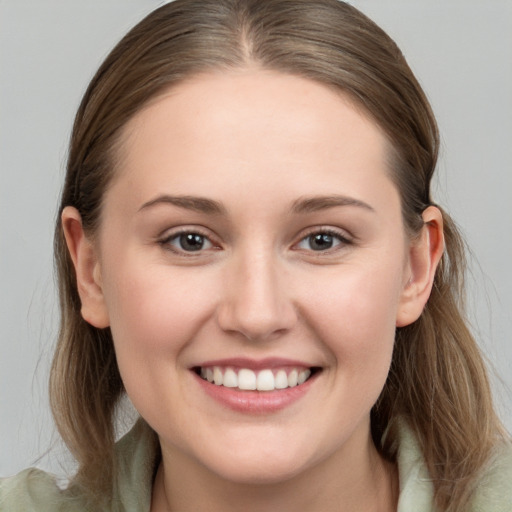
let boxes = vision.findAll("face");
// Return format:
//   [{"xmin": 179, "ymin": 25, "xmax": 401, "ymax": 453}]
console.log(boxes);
[{"xmin": 75, "ymin": 71, "xmax": 424, "ymax": 485}]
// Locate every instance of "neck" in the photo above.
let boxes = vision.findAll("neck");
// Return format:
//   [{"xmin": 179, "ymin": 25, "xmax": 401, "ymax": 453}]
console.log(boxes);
[{"xmin": 151, "ymin": 431, "xmax": 398, "ymax": 512}]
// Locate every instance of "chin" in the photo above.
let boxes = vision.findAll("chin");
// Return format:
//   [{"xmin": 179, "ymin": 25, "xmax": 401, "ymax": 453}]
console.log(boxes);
[
  {"xmin": 212, "ymin": 460, "xmax": 307, "ymax": 486},
  {"xmin": 196, "ymin": 442, "xmax": 318, "ymax": 486}
]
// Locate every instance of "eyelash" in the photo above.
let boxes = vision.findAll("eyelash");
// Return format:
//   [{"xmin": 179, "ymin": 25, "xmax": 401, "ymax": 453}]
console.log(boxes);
[
  {"xmin": 158, "ymin": 227, "xmax": 353, "ymax": 256},
  {"xmin": 294, "ymin": 228, "xmax": 353, "ymax": 254},
  {"xmin": 159, "ymin": 228, "xmax": 218, "ymax": 256}
]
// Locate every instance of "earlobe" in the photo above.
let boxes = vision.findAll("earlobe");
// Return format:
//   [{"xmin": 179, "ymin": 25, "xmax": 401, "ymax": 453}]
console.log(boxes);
[
  {"xmin": 396, "ymin": 206, "xmax": 444, "ymax": 327},
  {"xmin": 61, "ymin": 206, "xmax": 110, "ymax": 328}
]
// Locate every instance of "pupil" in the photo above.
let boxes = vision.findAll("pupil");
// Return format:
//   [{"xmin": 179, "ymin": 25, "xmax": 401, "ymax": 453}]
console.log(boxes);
[
  {"xmin": 180, "ymin": 233, "xmax": 204, "ymax": 251},
  {"xmin": 310, "ymin": 233, "xmax": 333, "ymax": 250}
]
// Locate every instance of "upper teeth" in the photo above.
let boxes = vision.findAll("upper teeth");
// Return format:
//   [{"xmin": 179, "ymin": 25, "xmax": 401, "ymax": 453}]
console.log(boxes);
[{"xmin": 200, "ymin": 367, "xmax": 312, "ymax": 391}]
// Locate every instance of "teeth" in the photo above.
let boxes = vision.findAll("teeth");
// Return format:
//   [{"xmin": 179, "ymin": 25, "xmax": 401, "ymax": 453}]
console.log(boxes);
[
  {"xmin": 256, "ymin": 369, "xmax": 275, "ymax": 391},
  {"xmin": 223, "ymin": 368, "xmax": 238, "ymax": 388},
  {"xmin": 298, "ymin": 369, "xmax": 311, "ymax": 384},
  {"xmin": 238, "ymin": 369, "xmax": 257, "ymax": 390},
  {"xmin": 199, "ymin": 366, "xmax": 313, "ymax": 391},
  {"xmin": 288, "ymin": 369, "xmax": 298, "ymax": 387},
  {"xmin": 213, "ymin": 367, "xmax": 223, "ymax": 385},
  {"xmin": 275, "ymin": 370, "xmax": 289, "ymax": 389}
]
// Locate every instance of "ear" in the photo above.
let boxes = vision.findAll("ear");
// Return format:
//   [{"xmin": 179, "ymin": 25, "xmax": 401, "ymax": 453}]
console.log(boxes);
[
  {"xmin": 61, "ymin": 206, "xmax": 110, "ymax": 328},
  {"xmin": 396, "ymin": 206, "xmax": 444, "ymax": 327}
]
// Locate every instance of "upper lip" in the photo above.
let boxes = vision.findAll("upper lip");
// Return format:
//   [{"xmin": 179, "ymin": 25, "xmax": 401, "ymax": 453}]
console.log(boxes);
[{"xmin": 192, "ymin": 357, "xmax": 317, "ymax": 371}]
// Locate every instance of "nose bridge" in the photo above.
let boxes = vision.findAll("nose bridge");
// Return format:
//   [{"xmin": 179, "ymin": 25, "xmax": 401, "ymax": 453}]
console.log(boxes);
[{"xmin": 217, "ymin": 242, "xmax": 296, "ymax": 341}]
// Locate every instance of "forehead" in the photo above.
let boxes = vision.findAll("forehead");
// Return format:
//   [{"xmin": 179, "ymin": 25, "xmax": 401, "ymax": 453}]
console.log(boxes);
[
  {"xmin": 122, "ymin": 70, "xmax": 387, "ymax": 151},
  {"xmin": 109, "ymin": 70, "xmax": 397, "ymax": 212}
]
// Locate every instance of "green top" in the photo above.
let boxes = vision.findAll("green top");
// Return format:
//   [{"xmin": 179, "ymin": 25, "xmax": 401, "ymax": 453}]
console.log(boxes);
[{"xmin": 1, "ymin": 420, "xmax": 511, "ymax": 511}]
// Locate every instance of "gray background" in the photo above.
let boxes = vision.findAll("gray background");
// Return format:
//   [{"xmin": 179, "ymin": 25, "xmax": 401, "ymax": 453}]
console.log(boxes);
[{"xmin": 1, "ymin": 1, "xmax": 511, "ymax": 477}]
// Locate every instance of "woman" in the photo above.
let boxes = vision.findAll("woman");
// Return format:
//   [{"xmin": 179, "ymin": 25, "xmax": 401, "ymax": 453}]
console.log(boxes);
[{"xmin": 1, "ymin": 1, "xmax": 510, "ymax": 511}]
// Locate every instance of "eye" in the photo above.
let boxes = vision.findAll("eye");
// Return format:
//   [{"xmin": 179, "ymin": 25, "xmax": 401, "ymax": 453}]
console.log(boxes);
[
  {"xmin": 296, "ymin": 230, "xmax": 350, "ymax": 252},
  {"xmin": 161, "ymin": 231, "xmax": 214, "ymax": 253}
]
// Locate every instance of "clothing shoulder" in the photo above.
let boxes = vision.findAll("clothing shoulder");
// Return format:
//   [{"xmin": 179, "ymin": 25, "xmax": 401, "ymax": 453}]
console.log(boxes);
[
  {"xmin": 396, "ymin": 421, "xmax": 512, "ymax": 512},
  {"xmin": 471, "ymin": 441, "xmax": 512, "ymax": 512},
  {"xmin": 0, "ymin": 420, "xmax": 156, "ymax": 512},
  {"xmin": 0, "ymin": 468, "xmax": 84, "ymax": 512}
]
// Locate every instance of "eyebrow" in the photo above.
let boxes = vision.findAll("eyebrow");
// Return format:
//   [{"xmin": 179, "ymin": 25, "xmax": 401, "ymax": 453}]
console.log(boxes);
[
  {"xmin": 291, "ymin": 195, "xmax": 375, "ymax": 214},
  {"xmin": 138, "ymin": 195, "xmax": 227, "ymax": 215},
  {"xmin": 138, "ymin": 193, "xmax": 374, "ymax": 216}
]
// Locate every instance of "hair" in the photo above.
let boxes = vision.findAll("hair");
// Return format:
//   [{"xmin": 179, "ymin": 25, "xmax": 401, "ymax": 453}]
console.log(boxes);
[{"xmin": 51, "ymin": 1, "xmax": 506, "ymax": 510}]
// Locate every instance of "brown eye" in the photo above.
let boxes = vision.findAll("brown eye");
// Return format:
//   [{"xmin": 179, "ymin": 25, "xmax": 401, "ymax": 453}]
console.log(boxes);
[
  {"xmin": 308, "ymin": 233, "xmax": 335, "ymax": 251},
  {"xmin": 296, "ymin": 230, "xmax": 350, "ymax": 252},
  {"xmin": 164, "ymin": 232, "xmax": 213, "ymax": 253}
]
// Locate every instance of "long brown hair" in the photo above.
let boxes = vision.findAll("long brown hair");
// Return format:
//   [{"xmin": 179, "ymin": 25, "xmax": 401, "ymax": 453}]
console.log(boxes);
[{"xmin": 51, "ymin": 1, "xmax": 505, "ymax": 510}]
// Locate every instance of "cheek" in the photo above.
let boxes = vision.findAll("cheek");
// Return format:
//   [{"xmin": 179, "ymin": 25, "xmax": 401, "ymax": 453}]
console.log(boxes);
[
  {"xmin": 101, "ymin": 262, "xmax": 222, "ymax": 428},
  {"xmin": 316, "ymin": 262, "xmax": 402, "ymax": 326},
  {"xmin": 105, "ymin": 258, "xmax": 210, "ymax": 332},
  {"xmin": 306, "ymin": 259, "xmax": 403, "ymax": 374},
  {"xmin": 100, "ymin": 259, "xmax": 217, "ymax": 385}
]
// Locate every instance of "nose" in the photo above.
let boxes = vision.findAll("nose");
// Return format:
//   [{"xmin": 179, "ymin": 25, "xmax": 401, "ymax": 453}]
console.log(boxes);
[{"xmin": 216, "ymin": 249, "xmax": 297, "ymax": 342}]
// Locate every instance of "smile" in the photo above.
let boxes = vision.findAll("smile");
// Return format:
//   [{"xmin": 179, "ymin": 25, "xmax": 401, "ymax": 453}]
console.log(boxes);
[
  {"xmin": 198, "ymin": 366, "xmax": 313, "ymax": 391},
  {"xmin": 192, "ymin": 361, "xmax": 321, "ymax": 413}
]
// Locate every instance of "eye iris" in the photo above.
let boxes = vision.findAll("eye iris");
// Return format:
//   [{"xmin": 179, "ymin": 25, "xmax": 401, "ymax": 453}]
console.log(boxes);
[
  {"xmin": 179, "ymin": 233, "xmax": 204, "ymax": 251},
  {"xmin": 309, "ymin": 233, "xmax": 333, "ymax": 250}
]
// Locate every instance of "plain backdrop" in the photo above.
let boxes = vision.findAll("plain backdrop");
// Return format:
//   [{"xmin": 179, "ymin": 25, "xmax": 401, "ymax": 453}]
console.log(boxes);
[{"xmin": 1, "ymin": 0, "xmax": 511, "ymax": 477}]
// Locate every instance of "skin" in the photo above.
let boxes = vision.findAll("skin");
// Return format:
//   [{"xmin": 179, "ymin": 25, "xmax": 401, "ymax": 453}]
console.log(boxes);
[{"xmin": 63, "ymin": 70, "xmax": 443, "ymax": 511}]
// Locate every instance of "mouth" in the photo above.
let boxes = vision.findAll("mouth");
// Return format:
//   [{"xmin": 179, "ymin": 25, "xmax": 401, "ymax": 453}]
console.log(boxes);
[{"xmin": 193, "ymin": 365, "xmax": 321, "ymax": 392}]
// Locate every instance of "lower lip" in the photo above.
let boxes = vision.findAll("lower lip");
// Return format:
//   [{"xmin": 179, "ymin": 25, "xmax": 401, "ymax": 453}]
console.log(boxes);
[{"xmin": 193, "ymin": 371, "xmax": 317, "ymax": 414}]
